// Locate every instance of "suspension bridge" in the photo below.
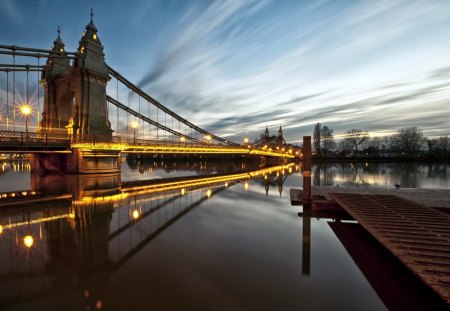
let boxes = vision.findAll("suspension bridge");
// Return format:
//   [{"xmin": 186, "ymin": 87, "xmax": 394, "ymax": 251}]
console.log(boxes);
[{"xmin": 0, "ymin": 12, "xmax": 296, "ymax": 174}]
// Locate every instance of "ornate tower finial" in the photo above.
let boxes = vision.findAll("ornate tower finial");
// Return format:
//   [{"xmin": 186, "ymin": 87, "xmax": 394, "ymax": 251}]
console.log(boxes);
[
  {"xmin": 57, "ymin": 25, "xmax": 61, "ymax": 36},
  {"xmin": 90, "ymin": 8, "xmax": 94, "ymax": 22}
]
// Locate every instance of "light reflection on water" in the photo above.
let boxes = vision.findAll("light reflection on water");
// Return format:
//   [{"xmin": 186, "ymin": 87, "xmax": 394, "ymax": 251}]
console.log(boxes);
[
  {"xmin": 0, "ymin": 160, "xmax": 448, "ymax": 310},
  {"xmin": 313, "ymin": 162, "xmax": 450, "ymax": 189}
]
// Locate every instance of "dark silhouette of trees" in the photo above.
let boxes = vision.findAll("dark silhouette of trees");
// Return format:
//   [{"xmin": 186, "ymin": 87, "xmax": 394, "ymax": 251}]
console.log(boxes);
[
  {"xmin": 389, "ymin": 126, "xmax": 426, "ymax": 158},
  {"xmin": 313, "ymin": 123, "xmax": 321, "ymax": 157},
  {"xmin": 343, "ymin": 129, "xmax": 369, "ymax": 155},
  {"xmin": 427, "ymin": 136, "xmax": 449, "ymax": 159},
  {"xmin": 321, "ymin": 126, "xmax": 336, "ymax": 156},
  {"xmin": 313, "ymin": 123, "xmax": 336, "ymax": 157},
  {"xmin": 311, "ymin": 126, "xmax": 448, "ymax": 159}
]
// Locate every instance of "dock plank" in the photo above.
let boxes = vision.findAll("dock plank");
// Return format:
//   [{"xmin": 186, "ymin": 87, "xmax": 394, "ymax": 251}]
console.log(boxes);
[{"xmin": 329, "ymin": 193, "xmax": 450, "ymax": 305}]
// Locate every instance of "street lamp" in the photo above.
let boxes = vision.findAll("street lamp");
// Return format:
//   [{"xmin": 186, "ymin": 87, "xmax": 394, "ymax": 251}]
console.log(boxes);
[
  {"xmin": 243, "ymin": 137, "xmax": 249, "ymax": 144},
  {"xmin": 20, "ymin": 105, "xmax": 32, "ymax": 138},
  {"xmin": 205, "ymin": 135, "xmax": 211, "ymax": 143},
  {"xmin": 130, "ymin": 120, "xmax": 139, "ymax": 143}
]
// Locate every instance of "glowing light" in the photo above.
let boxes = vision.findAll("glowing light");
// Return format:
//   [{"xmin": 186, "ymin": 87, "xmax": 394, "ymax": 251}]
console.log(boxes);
[
  {"xmin": 244, "ymin": 182, "xmax": 249, "ymax": 191},
  {"xmin": 24, "ymin": 235, "xmax": 34, "ymax": 248},
  {"xmin": 0, "ymin": 225, "xmax": 3, "ymax": 234},
  {"xmin": 80, "ymin": 46, "xmax": 85, "ymax": 53},
  {"xmin": 20, "ymin": 105, "xmax": 32, "ymax": 116},
  {"xmin": 130, "ymin": 120, "xmax": 139, "ymax": 129},
  {"xmin": 93, "ymin": 33, "xmax": 97, "ymax": 40},
  {"xmin": 181, "ymin": 188, "xmax": 186, "ymax": 195},
  {"xmin": 244, "ymin": 138, "xmax": 249, "ymax": 144},
  {"xmin": 180, "ymin": 137, "xmax": 186, "ymax": 142},
  {"xmin": 132, "ymin": 210, "xmax": 140, "ymax": 219},
  {"xmin": 264, "ymin": 175, "xmax": 268, "ymax": 180},
  {"xmin": 205, "ymin": 135, "xmax": 211, "ymax": 142},
  {"xmin": 224, "ymin": 182, "xmax": 228, "ymax": 187},
  {"xmin": 206, "ymin": 189, "xmax": 212, "ymax": 198},
  {"xmin": 60, "ymin": 48, "xmax": 64, "ymax": 53}
]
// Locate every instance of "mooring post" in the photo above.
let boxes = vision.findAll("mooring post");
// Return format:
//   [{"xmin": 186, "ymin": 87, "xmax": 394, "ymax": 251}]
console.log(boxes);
[{"xmin": 302, "ymin": 136, "xmax": 311, "ymax": 202}]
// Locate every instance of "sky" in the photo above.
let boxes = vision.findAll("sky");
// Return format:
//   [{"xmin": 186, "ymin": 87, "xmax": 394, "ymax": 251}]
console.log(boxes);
[{"xmin": 1, "ymin": 0, "xmax": 450, "ymax": 144}]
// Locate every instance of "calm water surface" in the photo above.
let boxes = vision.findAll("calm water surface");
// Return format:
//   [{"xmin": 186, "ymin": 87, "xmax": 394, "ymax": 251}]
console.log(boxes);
[{"xmin": 0, "ymin": 160, "xmax": 448, "ymax": 310}]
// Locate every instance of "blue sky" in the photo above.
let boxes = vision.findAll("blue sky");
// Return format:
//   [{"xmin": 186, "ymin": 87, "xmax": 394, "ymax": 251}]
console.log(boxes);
[{"xmin": 1, "ymin": 0, "xmax": 450, "ymax": 143}]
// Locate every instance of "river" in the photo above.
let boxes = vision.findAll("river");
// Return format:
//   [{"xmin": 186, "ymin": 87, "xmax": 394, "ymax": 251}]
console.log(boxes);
[{"xmin": 0, "ymin": 159, "xmax": 448, "ymax": 310}]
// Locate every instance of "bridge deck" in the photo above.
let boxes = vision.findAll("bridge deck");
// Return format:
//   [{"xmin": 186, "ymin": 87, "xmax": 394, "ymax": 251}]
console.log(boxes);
[{"xmin": 329, "ymin": 193, "xmax": 450, "ymax": 305}]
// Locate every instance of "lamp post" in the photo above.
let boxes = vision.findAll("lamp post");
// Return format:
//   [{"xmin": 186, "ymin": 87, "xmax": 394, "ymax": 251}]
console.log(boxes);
[
  {"xmin": 20, "ymin": 105, "xmax": 32, "ymax": 139},
  {"xmin": 131, "ymin": 120, "xmax": 139, "ymax": 143},
  {"xmin": 205, "ymin": 135, "xmax": 211, "ymax": 144}
]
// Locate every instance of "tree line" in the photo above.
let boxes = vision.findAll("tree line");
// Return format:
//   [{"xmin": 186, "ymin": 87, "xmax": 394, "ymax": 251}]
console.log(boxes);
[{"xmin": 313, "ymin": 123, "xmax": 450, "ymax": 160}]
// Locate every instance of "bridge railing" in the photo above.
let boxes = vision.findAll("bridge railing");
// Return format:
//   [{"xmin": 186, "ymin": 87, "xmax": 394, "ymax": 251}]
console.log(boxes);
[
  {"xmin": 0, "ymin": 131, "xmax": 292, "ymax": 156},
  {"xmin": 0, "ymin": 130, "xmax": 70, "ymax": 150},
  {"xmin": 71, "ymin": 134, "xmax": 244, "ymax": 150}
]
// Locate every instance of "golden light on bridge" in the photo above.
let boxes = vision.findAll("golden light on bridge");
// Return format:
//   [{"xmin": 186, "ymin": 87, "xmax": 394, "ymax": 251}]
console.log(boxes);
[
  {"xmin": 20, "ymin": 104, "xmax": 32, "ymax": 135},
  {"xmin": 20, "ymin": 105, "xmax": 32, "ymax": 116},
  {"xmin": 180, "ymin": 136, "xmax": 186, "ymax": 143},
  {"xmin": 244, "ymin": 182, "xmax": 249, "ymax": 191},
  {"xmin": 243, "ymin": 137, "xmax": 249, "ymax": 144},
  {"xmin": 181, "ymin": 188, "xmax": 186, "ymax": 195},
  {"xmin": 23, "ymin": 235, "xmax": 34, "ymax": 248},
  {"xmin": 132, "ymin": 209, "xmax": 140, "ymax": 220},
  {"xmin": 130, "ymin": 120, "xmax": 139, "ymax": 143},
  {"xmin": 206, "ymin": 189, "xmax": 212, "ymax": 198},
  {"xmin": 205, "ymin": 135, "xmax": 211, "ymax": 143},
  {"xmin": 131, "ymin": 120, "xmax": 139, "ymax": 129},
  {"xmin": 0, "ymin": 225, "xmax": 2, "ymax": 234}
]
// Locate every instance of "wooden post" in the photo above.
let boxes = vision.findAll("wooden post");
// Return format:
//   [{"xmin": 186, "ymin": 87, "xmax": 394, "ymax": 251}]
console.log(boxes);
[
  {"xmin": 303, "ymin": 136, "xmax": 311, "ymax": 202},
  {"xmin": 302, "ymin": 211, "xmax": 311, "ymax": 275}
]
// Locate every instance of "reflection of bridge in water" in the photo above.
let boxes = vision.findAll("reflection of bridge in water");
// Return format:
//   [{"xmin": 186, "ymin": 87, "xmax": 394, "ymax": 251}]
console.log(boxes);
[{"xmin": 0, "ymin": 163, "xmax": 297, "ymax": 309}]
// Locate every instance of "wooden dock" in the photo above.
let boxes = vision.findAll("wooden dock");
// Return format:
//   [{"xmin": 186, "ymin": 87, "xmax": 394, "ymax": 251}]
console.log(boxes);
[{"xmin": 291, "ymin": 186, "xmax": 450, "ymax": 305}]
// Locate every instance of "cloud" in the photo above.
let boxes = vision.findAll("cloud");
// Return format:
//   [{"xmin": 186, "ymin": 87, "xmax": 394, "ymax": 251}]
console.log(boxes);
[{"xmin": 1, "ymin": 0, "xmax": 23, "ymax": 25}]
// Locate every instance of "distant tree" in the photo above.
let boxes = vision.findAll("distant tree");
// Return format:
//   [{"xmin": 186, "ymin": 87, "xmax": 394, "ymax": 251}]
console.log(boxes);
[
  {"xmin": 438, "ymin": 136, "xmax": 450, "ymax": 157},
  {"xmin": 343, "ymin": 129, "xmax": 369, "ymax": 155},
  {"xmin": 321, "ymin": 126, "xmax": 336, "ymax": 156},
  {"xmin": 364, "ymin": 137, "xmax": 382, "ymax": 156},
  {"xmin": 427, "ymin": 136, "xmax": 449, "ymax": 159},
  {"xmin": 390, "ymin": 126, "xmax": 426, "ymax": 157},
  {"xmin": 337, "ymin": 139, "xmax": 353, "ymax": 157},
  {"xmin": 313, "ymin": 123, "xmax": 322, "ymax": 156}
]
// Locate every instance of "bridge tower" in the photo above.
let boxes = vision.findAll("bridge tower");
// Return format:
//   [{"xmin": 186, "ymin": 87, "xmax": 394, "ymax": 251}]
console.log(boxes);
[
  {"xmin": 277, "ymin": 125, "xmax": 283, "ymax": 148},
  {"xmin": 31, "ymin": 11, "xmax": 118, "ymax": 174},
  {"xmin": 40, "ymin": 11, "xmax": 112, "ymax": 137}
]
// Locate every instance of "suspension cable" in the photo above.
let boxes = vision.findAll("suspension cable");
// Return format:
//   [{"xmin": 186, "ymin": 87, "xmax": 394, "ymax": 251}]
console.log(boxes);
[
  {"xmin": 12, "ymin": 52, "xmax": 15, "ymax": 131},
  {"xmin": 116, "ymin": 77, "xmax": 119, "ymax": 135},
  {"xmin": 6, "ymin": 70, "xmax": 9, "ymax": 130},
  {"xmin": 127, "ymin": 87, "xmax": 130, "ymax": 138},
  {"xmin": 37, "ymin": 57, "xmax": 40, "ymax": 127}
]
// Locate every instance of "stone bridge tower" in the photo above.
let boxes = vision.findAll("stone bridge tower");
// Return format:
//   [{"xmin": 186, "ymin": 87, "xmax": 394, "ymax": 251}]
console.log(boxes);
[{"xmin": 40, "ymin": 11, "xmax": 112, "ymax": 137}]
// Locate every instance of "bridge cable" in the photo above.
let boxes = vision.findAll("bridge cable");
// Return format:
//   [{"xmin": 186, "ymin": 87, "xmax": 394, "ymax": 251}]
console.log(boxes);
[
  {"xmin": 37, "ymin": 57, "xmax": 40, "ymax": 127},
  {"xmin": 116, "ymin": 77, "xmax": 119, "ymax": 135},
  {"xmin": 148, "ymin": 94, "xmax": 152, "ymax": 139},
  {"xmin": 12, "ymin": 52, "xmax": 15, "ymax": 131},
  {"xmin": 6, "ymin": 70, "xmax": 9, "ymax": 130},
  {"xmin": 127, "ymin": 88, "xmax": 130, "ymax": 138},
  {"xmin": 107, "ymin": 65, "xmax": 238, "ymax": 146},
  {"xmin": 26, "ymin": 66, "xmax": 29, "ymax": 106},
  {"xmin": 106, "ymin": 96, "xmax": 200, "ymax": 143}
]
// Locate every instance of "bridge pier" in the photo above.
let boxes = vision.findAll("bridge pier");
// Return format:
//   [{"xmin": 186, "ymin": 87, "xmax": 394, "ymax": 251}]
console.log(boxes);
[{"xmin": 30, "ymin": 149, "xmax": 121, "ymax": 174}]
